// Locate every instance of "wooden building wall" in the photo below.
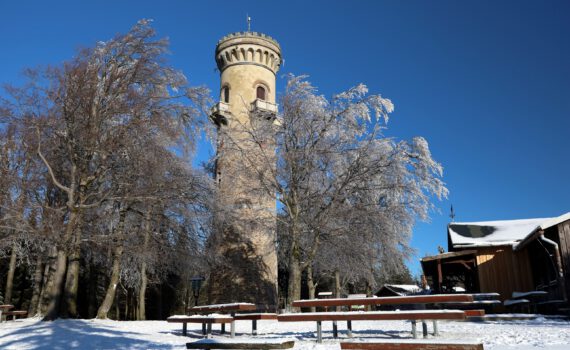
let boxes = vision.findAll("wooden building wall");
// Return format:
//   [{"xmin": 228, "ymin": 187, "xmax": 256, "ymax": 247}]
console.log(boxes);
[
  {"xmin": 475, "ymin": 246, "xmax": 533, "ymax": 301},
  {"xmin": 556, "ymin": 220, "xmax": 570, "ymax": 299}
]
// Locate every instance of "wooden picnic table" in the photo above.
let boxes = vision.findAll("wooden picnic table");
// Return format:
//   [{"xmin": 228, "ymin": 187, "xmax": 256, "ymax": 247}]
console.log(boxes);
[
  {"xmin": 292, "ymin": 294, "xmax": 474, "ymax": 308},
  {"xmin": 0, "ymin": 305, "xmax": 14, "ymax": 322},
  {"xmin": 278, "ymin": 310, "xmax": 467, "ymax": 342}
]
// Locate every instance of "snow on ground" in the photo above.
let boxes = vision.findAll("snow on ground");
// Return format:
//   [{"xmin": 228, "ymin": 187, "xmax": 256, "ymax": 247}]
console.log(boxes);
[{"xmin": 0, "ymin": 316, "xmax": 569, "ymax": 349}]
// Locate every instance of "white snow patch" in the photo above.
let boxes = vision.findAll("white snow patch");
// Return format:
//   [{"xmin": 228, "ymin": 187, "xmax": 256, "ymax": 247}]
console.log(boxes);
[{"xmin": 1, "ymin": 316, "xmax": 569, "ymax": 349}]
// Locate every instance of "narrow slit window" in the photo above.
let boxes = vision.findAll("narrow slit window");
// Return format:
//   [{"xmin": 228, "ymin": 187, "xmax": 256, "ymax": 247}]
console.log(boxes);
[
  {"xmin": 222, "ymin": 86, "xmax": 230, "ymax": 103},
  {"xmin": 256, "ymin": 86, "xmax": 266, "ymax": 100}
]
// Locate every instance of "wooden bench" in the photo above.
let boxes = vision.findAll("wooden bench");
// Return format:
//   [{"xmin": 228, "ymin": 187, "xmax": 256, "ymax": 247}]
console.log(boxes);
[
  {"xmin": 169, "ymin": 302, "xmax": 257, "ymax": 338},
  {"xmin": 186, "ymin": 339, "xmax": 295, "ymax": 349},
  {"xmin": 3, "ymin": 310, "xmax": 28, "ymax": 321},
  {"xmin": 0, "ymin": 304, "xmax": 14, "ymax": 322},
  {"xmin": 340, "ymin": 340, "xmax": 484, "ymax": 350},
  {"xmin": 167, "ymin": 315, "xmax": 234, "ymax": 337},
  {"xmin": 278, "ymin": 310, "xmax": 466, "ymax": 343},
  {"xmin": 233, "ymin": 313, "xmax": 278, "ymax": 335}
]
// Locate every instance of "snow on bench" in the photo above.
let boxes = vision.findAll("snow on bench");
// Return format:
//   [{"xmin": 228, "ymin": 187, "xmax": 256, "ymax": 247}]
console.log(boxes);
[
  {"xmin": 278, "ymin": 310, "xmax": 466, "ymax": 343},
  {"xmin": 340, "ymin": 339, "xmax": 484, "ymax": 350},
  {"xmin": 186, "ymin": 338, "xmax": 295, "ymax": 349},
  {"xmin": 512, "ymin": 291, "xmax": 547, "ymax": 299},
  {"xmin": 504, "ymin": 299, "xmax": 530, "ymax": 307},
  {"xmin": 188, "ymin": 303, "xmax": 257, "ymax": 314}
]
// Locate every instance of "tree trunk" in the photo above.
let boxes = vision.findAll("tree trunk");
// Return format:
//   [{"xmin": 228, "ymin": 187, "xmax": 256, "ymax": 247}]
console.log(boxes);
[
  {"xmin": 138, "ymin": 208, "xmax": 151, "ymax": 320},
  {"xmin": 96, "ymin": 245, "xmax": 124, "ymax": 319},
  {"xmin": 307, "ymin": 265, "xmax": 316, "ymax": 312},
  {"xmin": 43, "ymin": 249, "xmax": 68, "ymax": 321},
  {"xmin": 287, "ymin": 252, "xmax": 302, "ymax": 311},
  {"xmin": 39, "ymin": 247, "xmax": 57, "ymax": 315},
  {"xmin": 87, "ymin": 265, "xmax": 98, "ymax": 318},
  {"xmin": 43, "ymin": 209, "xmax": 79, "ymax": 320},
  {"xmin": 63, "ymin": 213, "xmax": 82, "ymax": 318},
  {"xmin": 96, "ymin": 205, "xmax": 127, "ymax": 319},
  {"xmin": 334, "ymin": 269, "xmax": 341, "ymax": 312},
  {"xmin": 29, "ymin": 257, "xmax": 44, "ymax": 315},
  {"xmin": 4, "ymin": 241, "xmax": 18, "ymax": 304}
]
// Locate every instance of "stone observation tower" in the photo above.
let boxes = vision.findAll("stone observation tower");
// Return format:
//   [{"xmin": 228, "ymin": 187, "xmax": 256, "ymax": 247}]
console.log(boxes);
[{"xmin": 208, "ymin": 31, "xmax": 282, "ymax": 311}]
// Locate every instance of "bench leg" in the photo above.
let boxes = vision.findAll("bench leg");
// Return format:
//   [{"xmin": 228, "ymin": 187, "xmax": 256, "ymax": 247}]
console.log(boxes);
[
  {"xmin": 347, "ymin": 320, "xmax": 352, "ymax": 338},
  {"xmin": 202, "ymin": 323, "xmax": 206, "ymax": 336},
  {"xmin": 333, "ymin": 320, "xmax": 338, "ymax": 338},
  {"xmin": 317, "ymin": 321, "xmax": 322, "ymax": 343},
  {"xmin": 422, "ymin": 321, "xmax": 428, "ymax": 338},
  {"xmin": 252, "ymin": 319, "xmax": 257, "ymax": 336},
  {"xmin": 221, "ymin": 323, "xmax": 225, "ymax": 334},
  {"xmin": 207, "ymin": 323, "xmax": 212, "ymax": 338},
  {"xmin": 231, "ymin": 320, "xmax": 235, "ymax": 338},
  {"xmin": 182, "ymin": 322, "xmax": 187, "ymax": 336},
  {"xmin": 433, "ymin": 320, "xmax": 439, "ymax": 336},
  {"xmin": 411, "ymin": 321, "xmax": 417, "ymax": 339}
]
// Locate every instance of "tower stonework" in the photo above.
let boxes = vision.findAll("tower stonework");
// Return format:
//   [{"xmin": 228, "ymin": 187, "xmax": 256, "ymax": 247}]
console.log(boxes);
[{"xmin": 208, "ymin": 32, "xmax": 281, "ymax": 311}]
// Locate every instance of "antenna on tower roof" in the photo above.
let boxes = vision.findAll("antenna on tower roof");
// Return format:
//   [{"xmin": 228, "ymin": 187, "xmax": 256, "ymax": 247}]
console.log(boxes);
[
  {"xmin": 450, "ymin": 204, "xmax": 456, "ymax": 222},
  {"xmin": 247, "ymin": 14, "xmax": 251, "ymax": 32}
]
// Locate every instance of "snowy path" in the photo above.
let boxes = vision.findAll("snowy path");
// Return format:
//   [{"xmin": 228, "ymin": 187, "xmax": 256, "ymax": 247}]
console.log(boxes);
[{"xmin": 0, "ymin": 317, "xmax": 569, "ymax": 349}]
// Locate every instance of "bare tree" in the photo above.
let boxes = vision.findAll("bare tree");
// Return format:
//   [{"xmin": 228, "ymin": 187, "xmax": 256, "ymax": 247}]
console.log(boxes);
[
  {"xmin": 0, "ymin": 19, "xmax": 211, "ymax": 320},
  {"xmin": 235, "ymin": 75, "xmax": 447, "ymax": 307}
]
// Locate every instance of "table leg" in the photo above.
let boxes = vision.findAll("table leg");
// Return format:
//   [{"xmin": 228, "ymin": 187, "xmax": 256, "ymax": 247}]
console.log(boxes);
[
  {"xmin": 202, "ymin": 323, "xmax": 206, "ymax": 336},
  {"xmin": 207, "ymin": 323, "xmax": 212, "ymax": 338},
  {"xmin": 333, "ymin": 321, "xmax": 338, "ymax": 338},
  {"xmin": 432, "ymin": 320, "xmax": 439, "ymax": 336},
  {"xmin": 182, "ymin": 322, "xmax": 187, "ymax": 336},
  {"xmin": 411, "ymin": 320, "xmax": 417, "ymax": 339},
  {"xmin": 422, "ymin": 321, "xmax": 428, "ymax": 338},
  {"xmin": 252, "ymin": 319, "xmax": 257, "ymax": 336},
  {"xmin": 221, "ymin": 323, "xmax": 225, "ymax": 334},
  {"xmin": 231, "ymin": 320, "xmax": 235, "ymax": 338},
  {"xmin": 347, "ymin": 320, "xmax": 352, "ymax": 338},
  {"xmin": 316, "ymin": 321, "xmax": 322, "ymax": 343}
]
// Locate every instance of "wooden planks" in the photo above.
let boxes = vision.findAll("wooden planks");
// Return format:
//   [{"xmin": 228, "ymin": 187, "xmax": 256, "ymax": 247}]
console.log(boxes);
[
  {"xmin": 278, "ymin": 310, "xmax": 466, "ymax": 322},
  {"xmin": 340, "ymin": 341, "xmax": 484, "ymax": 350},
  {"xmin": 475, "ymin": 246, "xmax": 532, "ymax": 305},
  {"xmin": 292, "ymin": 294, "xmax": 473, "ymax": 308},
  {"xmin": 233, "ymin": 313, "xmax": 278, "ymax": 320}
]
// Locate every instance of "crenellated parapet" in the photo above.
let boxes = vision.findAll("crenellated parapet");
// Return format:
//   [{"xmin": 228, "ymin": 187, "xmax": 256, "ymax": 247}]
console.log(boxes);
[{"xmin": 215, "ymin": 32, "xmax": 282, "ymax": 75}]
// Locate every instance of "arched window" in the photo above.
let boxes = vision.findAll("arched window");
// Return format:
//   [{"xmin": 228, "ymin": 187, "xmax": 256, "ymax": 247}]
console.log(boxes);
[
  {"xmin": 222, "ymin": 86, "xmax": 230, "ymax": 103},
  {"xmin": 256, "ymin": 86, "xmax": 266, "ymax": 100}
]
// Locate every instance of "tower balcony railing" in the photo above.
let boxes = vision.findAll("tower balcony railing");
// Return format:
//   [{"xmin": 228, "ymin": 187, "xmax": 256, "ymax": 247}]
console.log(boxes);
[
  {"xmin": 251, "ymin": 99, "xmax": 278, "ymax": 120},
  {"xmin": 209, "ymin": 101, "xmax": 231, "ymax": 126}
]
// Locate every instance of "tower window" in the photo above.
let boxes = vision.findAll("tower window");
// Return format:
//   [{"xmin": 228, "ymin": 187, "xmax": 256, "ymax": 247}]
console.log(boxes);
[
  {"xmin": 222, "ymin": 86, "xmax": 230, "ymax": 103},
  {"xmin": 256, "ymin": 86, "xmax": 266, "ymax": 100}
]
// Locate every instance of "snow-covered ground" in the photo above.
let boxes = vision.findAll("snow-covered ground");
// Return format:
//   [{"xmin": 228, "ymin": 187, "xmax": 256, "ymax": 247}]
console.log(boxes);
[{"xmin": 0, "ymin": 316, "xmax": 569, "ymax": 349}]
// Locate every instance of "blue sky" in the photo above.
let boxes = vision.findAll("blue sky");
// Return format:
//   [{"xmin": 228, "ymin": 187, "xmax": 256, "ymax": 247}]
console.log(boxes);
[{"xmin": 2, "ymin": 1, "xmax": 569, "ymax": 275}]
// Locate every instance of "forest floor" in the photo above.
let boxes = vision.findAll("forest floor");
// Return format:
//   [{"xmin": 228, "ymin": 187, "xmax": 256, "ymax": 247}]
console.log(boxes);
[{"xmin": 0, "ymin": 315, "xmax": 569, "ymax": 349}]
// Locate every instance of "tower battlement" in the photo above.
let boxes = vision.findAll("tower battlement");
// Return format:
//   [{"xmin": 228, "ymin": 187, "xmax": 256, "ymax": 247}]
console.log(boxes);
[{"xmin": 215, "ymin": 32, "xmax": 282, "ymax": 74}]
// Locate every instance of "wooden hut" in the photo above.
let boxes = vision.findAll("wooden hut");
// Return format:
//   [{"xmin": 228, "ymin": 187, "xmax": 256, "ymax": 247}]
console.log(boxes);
[{"xmin": 421, "ymin": 212, "xmax": 570, "ymax": 306}]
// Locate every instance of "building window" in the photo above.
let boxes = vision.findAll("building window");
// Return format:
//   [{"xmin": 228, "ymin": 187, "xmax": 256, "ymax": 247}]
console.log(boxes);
[
  {"xmin": 222, "ymin": 86, "xmax": 230, "ymax": 103},
  {"xmin": 256, "ymin": 86, "xmax": 266, "ymax": 100}
]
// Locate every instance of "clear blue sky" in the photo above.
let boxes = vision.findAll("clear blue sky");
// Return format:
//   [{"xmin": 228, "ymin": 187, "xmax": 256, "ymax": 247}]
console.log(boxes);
[{"xmin": 2, "ymin": 1, "xmax": 569, "ymax": 275}]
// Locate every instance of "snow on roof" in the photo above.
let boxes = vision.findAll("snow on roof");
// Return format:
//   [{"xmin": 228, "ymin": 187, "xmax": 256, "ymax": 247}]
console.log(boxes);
[{"xmin": 448, "ymin": 212, "xmax": 570, "ymax": 248}]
